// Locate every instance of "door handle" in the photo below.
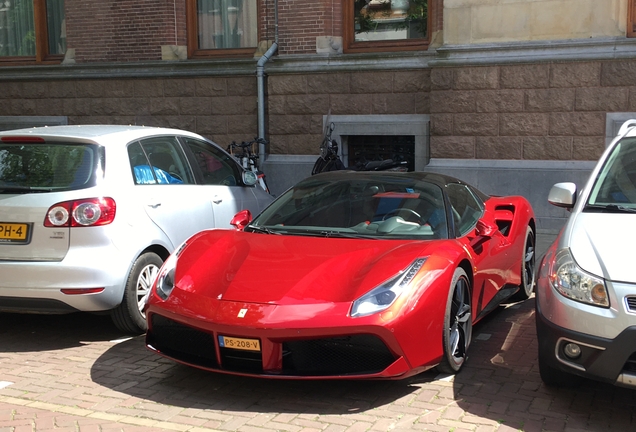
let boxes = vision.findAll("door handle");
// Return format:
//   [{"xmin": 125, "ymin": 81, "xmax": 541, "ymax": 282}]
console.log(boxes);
[
  {"xmin": 213, "ymin": 196, "xmax": 223, "ymax": 204},
  {"xmin": 148, "ymin": 202, "xmax": 161, "ymax": 208}
]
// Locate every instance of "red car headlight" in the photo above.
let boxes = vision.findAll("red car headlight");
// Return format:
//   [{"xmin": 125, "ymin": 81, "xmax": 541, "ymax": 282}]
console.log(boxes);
[
  {"xmin": 350, "ymin": 258, "xmax": 426, "ymax": 317},
  {"xmin": 155, "ymin": 241, "xmax": 188, "ymax": 301}
]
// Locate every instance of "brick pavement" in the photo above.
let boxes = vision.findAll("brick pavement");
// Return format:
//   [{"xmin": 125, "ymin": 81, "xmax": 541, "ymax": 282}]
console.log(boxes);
[{"xmin": 1, "ymin": 233, "xmax": 635, "ymax": 431}]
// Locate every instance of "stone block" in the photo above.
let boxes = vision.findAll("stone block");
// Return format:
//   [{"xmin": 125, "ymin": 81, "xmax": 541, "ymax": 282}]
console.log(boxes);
[
  {"xmin": 500, "ymin": 113, "xmax": 549, "ymax": 136},
  {"xmin": 149, "ymin": 97, "xmax": 180, "ymax": 116},
  {"xmin": 307, "ymin": 73, "xmax": 350, "ymax": 95},
  {"xmin": 500, "ymin": 64, "xmax": 550, "ymax": 89},
  {"xmin": 274, "ymin": 134, "xmax": 321, "ymax": 155},
  {"xmin": 268, "ymin": 96, "xmax": 286, "ymax": 115},
  {"xmin": 431, "ymin": 114, "xmax": 453, "ymax": 136},
  {"xmin": 211, "ymin": 96, "xmax": 246, "ymax": 115},
  {"xmin": 269, "ymin": 115, "xmax": 312, "ymax": 135},
  {"xmin": 35, "ymin": 99, "xmax": 64, "ymax": 116},
  {"xmin": 431, "ymin": 68, "xmax": 453, "ymax": 90},
  {"xmin": 430, "ymin": 136, "xmax": 475, "ymax": 159},
  {"xmin": 164, "ymin": 79, "xmax": 195, "ymax": 97},
  {"xmin": 329, "ymin": 94, "xmax": 374, "ymax": 115},
  {"xmin": 454, "ymin": 67, "xmax": 499, "ymax": 90},
  {"xmin": 228, "ymin": 77, "xmax": 257, "ymax": 96},
  {"xmin": 549, "ymin": 112, "xmax": 605, "ymax": 136},
  {"xmin": 45, "ymin": 80, "xmax": 79, "ymax": 99},
  {"xmin": 372, "ymin": 93, "xmax": 416, "ymax": 115},
  {"xmin": 454, "ymin": 113, "xmax": 498, "ymax": 136},
  {"xmin": 195, "ymin": 77, "xmax": 227, "ymax": 97},
  {"xmin": 270, "ymin": 75, "xmax": 308, "ymax": 95},
  {"xmin": 62, "ymin": 98, "xmax": 92, "ymax": 116},
  {"xmin": 133, "ymin": 79, "xmax": 164, "ymax": 98},
  {"xmin": 98, "ymin": 80, "xmax": 135, "ymax": 99},
  {"xmin": 475, "ymin": 137, "xmax": 523, "ymax": 160},
  {"xmin": 394, "ymin": 70, "xmax": 431, "ymax": 93},
  {"xmin": 196, "ymin": 115, "xmax": 228, "ymax": 136},
  {"xmin": 415, "ymin": 92, "xmax": 431, "ymax": 114},
  {"xmin": 227, "ymin": 115, "xmax": 258, "ymax": 135},
  {"xmin": 0, "ymin": 82, "xmax": 23, "ymax": 99},
  {"xmin": 550, "ymin": 62, "xmax": 600, "ymax": 88},
  {"xmin": 476, "ymin": 89, "xmax": 524, "ymax": 113},
  {"xmin": 572, "ymin": 136, "xmax": 605, "ymax": 161},
  {"xmin": 284, "ymin": 94, "xmax": 330, "ymax": 115},
  {"xmin": 179, "ymin": 97, "xmax": 211, "ymax": 115},
  {"xmin": 430, "ymin": 90, "xmax": 476, "ymax": 113},
  {"xmin": 575, "ymin": 87, "xmax": 629, "ymax": 111},
  {"xmin": 524, "ymin": 88, "xmax": 575, "ymax": 112},
  {"xmin": 350, "ymin": 72, "xmax": 394, "ymax": 94},
  {"xmin": 601, "ymin": 60, "xmax": 636, "ymax": 87},
  {"xmin": 523, "ymin": 137, "xmax": 572, "ymax": 160},
  {"xmin": 316, "ymin": 36, "xmax": 343, "ymax": 55},
  {"xmin": 90, "ymin": 98, "xmax": 132, "ymax": 116}
]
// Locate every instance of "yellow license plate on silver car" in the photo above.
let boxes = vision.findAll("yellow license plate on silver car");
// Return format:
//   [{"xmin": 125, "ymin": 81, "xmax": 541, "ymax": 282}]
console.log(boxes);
[
  {"xmin": 0, "ymin": 222, "xmax": 30, "ymax": 244},
  {"xmin": 218, "ymin": 335, "xmax": 261, "ymax": 351}
]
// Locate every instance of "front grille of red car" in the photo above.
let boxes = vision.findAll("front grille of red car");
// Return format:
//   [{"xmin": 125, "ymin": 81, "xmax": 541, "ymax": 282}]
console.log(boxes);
[
  {"xmin": 147, "ymin": 314, "xmax": 219, "ymax": 369},
  {"xmin": 282, "ymin": 335, "xmax": 396, "ymax": 376}
]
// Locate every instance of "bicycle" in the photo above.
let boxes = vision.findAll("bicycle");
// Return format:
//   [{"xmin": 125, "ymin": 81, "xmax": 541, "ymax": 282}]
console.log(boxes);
[{"xmin": 227, "ymin": 137, "xmax": 270, "ymax": 194}]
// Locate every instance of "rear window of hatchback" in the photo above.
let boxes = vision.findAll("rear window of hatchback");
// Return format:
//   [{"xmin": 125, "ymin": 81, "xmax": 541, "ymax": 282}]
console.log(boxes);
[{"xmin": 0, "ymin": 142, "xmax": 102, "ymax": 192}]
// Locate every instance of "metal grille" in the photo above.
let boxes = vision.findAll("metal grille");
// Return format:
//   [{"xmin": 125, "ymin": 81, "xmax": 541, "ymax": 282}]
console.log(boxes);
[
  {"xmin": 282, "ymin": 335, "xmax": 396, "ymax": 376},
  {"xmin": 219, "ymin": 347, "xmax": 263, "ymax": 373},
  {"xmin": 147, "ymin": 314, "xmax": 219, "ymax": 369},
  {"xmin": 626, "ymin": 296, "xmax": 636, "ymax": 313},
  {"xmin": 623, "ymin": 352, "xmax": 636, "ymax": 373},
  {"xmin": 347, "ymin": 135, "xmax": 415, "ymax": 171}
]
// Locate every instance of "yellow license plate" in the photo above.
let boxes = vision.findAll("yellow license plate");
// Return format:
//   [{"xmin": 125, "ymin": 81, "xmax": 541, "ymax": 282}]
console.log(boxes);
[
  {"xmin": 218, "ymin": 335, "xmax": 261, "ymax": 352},
  {"xmin": 0, "ymin": 222, "xmax": 30, "ymax": 244}
]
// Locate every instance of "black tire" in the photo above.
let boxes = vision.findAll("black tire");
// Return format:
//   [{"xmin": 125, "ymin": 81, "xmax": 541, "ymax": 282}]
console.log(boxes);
[
  {"xmin": 513, "ymin": 225, "xmax": 536, "ymax": 301},
  {"xmin": 437, "ymin": 267, "xmax": 473, "ymax": 374},
  {"xmin": 111, "ymin": 252, "xmax": 163, "ymax": 334}
]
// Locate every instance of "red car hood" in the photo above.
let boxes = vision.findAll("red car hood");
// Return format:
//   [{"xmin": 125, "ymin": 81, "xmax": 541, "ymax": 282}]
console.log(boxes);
[{"xmin": 175, "ymin": 230, "xmax": 449, "ymax": 306}]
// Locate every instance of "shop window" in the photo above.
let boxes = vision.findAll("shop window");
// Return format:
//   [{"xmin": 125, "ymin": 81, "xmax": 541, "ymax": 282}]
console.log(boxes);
[
  {"xmin": 0, "ymin": 0, "xmax": 65, "ymax": 64},
  {"xmin": 343, "ymin": 0, "xmax": 430, "ymax": 53},
  {"xmin": 186, "ymin": 0, "xmax": 259, "ymax": 58}
]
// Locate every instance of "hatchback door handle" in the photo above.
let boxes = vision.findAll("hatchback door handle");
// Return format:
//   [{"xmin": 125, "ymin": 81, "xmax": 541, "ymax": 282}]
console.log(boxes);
[
  {"xmin": 213, "ymin": 197, "xmax": 223, "ymax": 204},
  {"xmin": 148, "ymin": 202, "xmax": 161, "ymax": 208}
]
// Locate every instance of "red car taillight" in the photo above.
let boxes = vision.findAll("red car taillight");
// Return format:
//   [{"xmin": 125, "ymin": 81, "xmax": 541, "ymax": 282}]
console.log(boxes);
[{"xmin": 44, "ymin": 198, "xmax": 116, "ymax": 227}]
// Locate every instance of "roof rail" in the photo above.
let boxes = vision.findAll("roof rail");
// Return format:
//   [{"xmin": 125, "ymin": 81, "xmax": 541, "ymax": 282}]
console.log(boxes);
[{"xmin": 618, "ymin": 119, "xmax": 636, "ymax": 137}]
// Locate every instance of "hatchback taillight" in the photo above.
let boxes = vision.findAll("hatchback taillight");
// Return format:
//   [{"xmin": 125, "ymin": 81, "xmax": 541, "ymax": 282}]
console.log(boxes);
[{"xmin": 44, "ymin": 198, "xmax": 116, "ymax": 227}]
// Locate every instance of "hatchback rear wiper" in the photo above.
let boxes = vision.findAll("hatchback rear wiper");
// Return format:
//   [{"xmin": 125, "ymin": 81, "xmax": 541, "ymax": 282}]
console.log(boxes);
[
  {"xmin": 584, "ymin": 204, "xmax": 636, "ymax": 213},
  {"xmin": 0, "ymin": 185, "xmax": 33, "ymax": 193}
]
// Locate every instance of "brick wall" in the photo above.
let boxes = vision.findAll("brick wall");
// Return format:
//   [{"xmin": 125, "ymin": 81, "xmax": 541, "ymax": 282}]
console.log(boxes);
[
  {"xmin": 65, "ymin": 0, "xmax": 186, "ymax": 62},
  {"xmin": 428, "ymin": 60, "xmax": 636, "ymax": 162},
  {"xmin": 263, "ymin": 0, "xmax": 341, "ymax": 55}
]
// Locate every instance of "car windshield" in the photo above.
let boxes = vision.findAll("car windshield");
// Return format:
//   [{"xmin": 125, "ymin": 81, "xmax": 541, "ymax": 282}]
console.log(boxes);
[
  {"xmin": 251, "ymin": 175, "xmax": 448, "ymax": 239},
  {"xmin": 588, "ymin": 137, "xmax": 636, "ymax": 210},
  {"xmin": 0, "ymin": 143, "xmax": 100, "ymax": 193}
]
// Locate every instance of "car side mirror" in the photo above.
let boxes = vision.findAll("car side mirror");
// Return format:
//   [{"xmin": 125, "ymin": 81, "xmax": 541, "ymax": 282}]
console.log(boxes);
[
  {"xmin": 548, "ymin": 182, "xmax": 577, "ymax": 209},
  {"xmin": 242, "ymin": 171, "xmax": 258, "ymax": 186},
  {"xmin": 475, "ymin": 219, "xmax": 498, "ymax": 238},
  {"xmin": 230, "ymin": 209, "xmax": 252, "ymax": 231}
]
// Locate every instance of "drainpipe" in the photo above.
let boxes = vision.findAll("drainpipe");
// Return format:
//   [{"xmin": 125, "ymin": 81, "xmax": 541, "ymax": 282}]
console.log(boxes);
[{"xmin": 256, "ymin": 0, "xmax": 279, "ymax": 163}]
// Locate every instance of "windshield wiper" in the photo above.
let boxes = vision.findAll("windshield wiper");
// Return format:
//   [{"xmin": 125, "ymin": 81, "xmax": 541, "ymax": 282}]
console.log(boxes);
[
  {"xmin": 245, "ymin": 225, "xmax": 282, "ymax": 235},
  {"xmin": 319, "ymin": 231, "xmax": 378, "ymax": 239},
  {"xmin": 0, "ymin": 185, "xmax": 34, "ymax": 193},
  {"xmin": 584, "ymin": 204, "xmax": 636, "ymax": 213}
]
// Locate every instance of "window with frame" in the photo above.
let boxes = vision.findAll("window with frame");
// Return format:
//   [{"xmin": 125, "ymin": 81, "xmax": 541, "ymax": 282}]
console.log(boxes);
[
  {"xmin": 629, "ymin": 0, "xmax": 636, "ymax": 38},
  {"xmin": 0, "ymin": 0, "xmax": 65, "ymax": 64},
  {"xmin": 344, "ymin": 0, "xmax": 429, "ymax": 53},
  {"xmin": 186, "ymin": 0, "xmax": 259, "ymax": 58}
]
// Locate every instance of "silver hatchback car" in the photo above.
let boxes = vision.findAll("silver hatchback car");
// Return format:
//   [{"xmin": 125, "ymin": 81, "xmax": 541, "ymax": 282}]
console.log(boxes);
[
  {"xmin": 0, "ymin": 125, "xmax": 274, "ymax": 334},
  {"xmin": 536, "ymin": 119, "xmax": 636, "ymax": 388}
]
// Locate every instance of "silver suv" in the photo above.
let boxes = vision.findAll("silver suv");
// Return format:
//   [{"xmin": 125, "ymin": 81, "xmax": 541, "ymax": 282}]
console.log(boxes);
[
  {"xmin": 536, "ymin": 119, "xmax": 636, "ymax": 388},
  {"xmin": 0, "ymin": 125, "xmax": 273, "ymax": 334}
]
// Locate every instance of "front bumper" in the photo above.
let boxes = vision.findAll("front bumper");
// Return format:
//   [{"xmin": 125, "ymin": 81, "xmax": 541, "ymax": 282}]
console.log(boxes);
[{"xmin": 536, "ymin": 299, "xmax": 636, "ymax": 388}]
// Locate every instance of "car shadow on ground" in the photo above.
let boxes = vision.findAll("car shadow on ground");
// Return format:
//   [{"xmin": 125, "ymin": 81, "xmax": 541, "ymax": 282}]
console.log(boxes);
[
  {"xmin": 443, "ymin": 297, "xmax": 636, "ymax": 430},
  {"xmin": 0, "ymin": 312, "xmax": 123, "ymax": 352},
  {"xmin": 89, "ymin": 335, "xmax": 436, "ymax": 415}
]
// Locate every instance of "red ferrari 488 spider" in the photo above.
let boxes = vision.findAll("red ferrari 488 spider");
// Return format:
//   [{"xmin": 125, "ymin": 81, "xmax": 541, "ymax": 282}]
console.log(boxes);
[{"xmin": 145, "ymin": 171, "xmax": 536, "ymax": 379}]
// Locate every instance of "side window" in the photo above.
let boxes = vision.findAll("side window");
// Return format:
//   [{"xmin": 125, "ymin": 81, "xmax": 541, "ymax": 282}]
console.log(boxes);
[
  {"xmin": 446, "ymin": 183, "xmax": 484, "ymax": 237},
  {"xmin": 127, "ymin": 137, "xmax": 194, "ymax": 185},
  {"xmin": 182, "ymin": 137, "xmax": 240, "ymax": 186},
  {"xmin": 186, "ymin": 0, "xmax": 259, "ymax": 58}
]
